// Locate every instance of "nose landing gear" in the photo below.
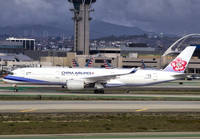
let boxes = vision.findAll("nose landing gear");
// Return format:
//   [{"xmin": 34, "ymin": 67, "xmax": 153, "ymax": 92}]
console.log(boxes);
[{"xmin": 13, "ymin": 84, "xmax": 18, "ymax": 92}]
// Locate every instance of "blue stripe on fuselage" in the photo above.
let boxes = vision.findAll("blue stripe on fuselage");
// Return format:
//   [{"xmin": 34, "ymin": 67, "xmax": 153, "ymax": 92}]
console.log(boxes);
[{"xmin": 4, "ymin": 75, "xmax": 48, "ymax": 83}]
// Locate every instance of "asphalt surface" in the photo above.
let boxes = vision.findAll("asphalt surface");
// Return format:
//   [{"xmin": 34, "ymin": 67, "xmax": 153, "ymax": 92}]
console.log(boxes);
[
  {"xmin": 1, "ymin": 132, "xmax": 200, "ymax": 139},
  {"xmin": 0, "ymin": 100, "xmax": 200, "ymax": 113},
  {"xmin": 1, "ymin": 91, "xmax": 200, "ymax": 98},
  {"xmin": 0, "ymin": 79, "xmax": 200, "ymax": 94},
  {"xmin": 1, "ymin": 80, "xmax": 200, "ymax": 92}
]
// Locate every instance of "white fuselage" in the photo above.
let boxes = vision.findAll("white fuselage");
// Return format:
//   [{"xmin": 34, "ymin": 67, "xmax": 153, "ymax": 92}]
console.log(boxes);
[{"xmin": 3, "ymin": 67, "xmax": 182, "ymax": 88}]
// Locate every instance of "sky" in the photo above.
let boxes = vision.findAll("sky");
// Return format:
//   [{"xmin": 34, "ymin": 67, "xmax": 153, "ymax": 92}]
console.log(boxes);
[{"xmin": 0, "ymin": 0, "xmax": 200, "ymax": 35}]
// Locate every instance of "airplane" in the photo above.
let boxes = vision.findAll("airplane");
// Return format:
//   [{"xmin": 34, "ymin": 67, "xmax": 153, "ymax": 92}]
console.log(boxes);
[
  {"xmin": 3, "ymin": 46, "xmax": 196, "ymax": 94},
  {"xmin": 72, "ymin": 58, "xmax": 93, "ymax": 67},
  {"xmin": 104, "ymin": 60, "xmax": 113, "ymax": 69}
]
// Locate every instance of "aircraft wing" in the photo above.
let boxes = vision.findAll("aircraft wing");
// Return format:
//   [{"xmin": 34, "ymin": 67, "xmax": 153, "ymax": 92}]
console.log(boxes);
[{"xmin": 83, "ymin": 69, "xmax": 137, "ymax": 83}]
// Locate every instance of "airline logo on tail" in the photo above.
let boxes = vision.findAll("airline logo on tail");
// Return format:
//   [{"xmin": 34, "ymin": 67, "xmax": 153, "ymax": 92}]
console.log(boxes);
[
  {"xmin": 85, "ymin": 58, "xmax": 93, "ymax": 67},
  {"xmin": 72, "ymin": 58, "xmax": 93, "ymax": 67},
  {"xmin": 164, "ymin": 46, "xmax": 196, "ymax": 73},
  {"xmin": 141, "ymin": 60, "xmax": 146, "ymax": 69},
  {"xmin": 171, "ymin": 57, "xmax": 187, "ymax": 72},
  {"xmin": 104, "ymin": 60, "xmax": 113, "ymax": 69},
  {"xmin": 72, "ymin": 59, "xmax": 79, "ymax": 67}
]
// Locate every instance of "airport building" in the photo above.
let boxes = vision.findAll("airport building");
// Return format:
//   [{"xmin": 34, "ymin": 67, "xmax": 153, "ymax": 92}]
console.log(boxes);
[
  {"xmin": 0, "ymin": 38, "xmax": 45, "ymax": 69},
  {"xmin": 6, "ymin": 37, "xmax": 35, "ymax": 50},
  {"xmin": 38, "ymin": 44, "xmax": 200, "ymax": 75},
  {"xmin": 0, "ymin": 41, "xmax": 24, "ymax": 54}
]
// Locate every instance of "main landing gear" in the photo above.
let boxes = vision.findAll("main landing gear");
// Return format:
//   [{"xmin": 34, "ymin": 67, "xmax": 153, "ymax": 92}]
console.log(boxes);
[
  {"xmin": 13, "ymin": 84, "xmax": 18, "ymax": 92},
  {"xmin": 94, "ymin": 89, "xmax": 104, "ymax": 94}
]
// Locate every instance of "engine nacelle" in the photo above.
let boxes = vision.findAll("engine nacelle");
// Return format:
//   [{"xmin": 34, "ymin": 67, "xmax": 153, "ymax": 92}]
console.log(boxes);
[{"xmin": 66, "ymin": 80, "xmax": 85, "ymax": 90}]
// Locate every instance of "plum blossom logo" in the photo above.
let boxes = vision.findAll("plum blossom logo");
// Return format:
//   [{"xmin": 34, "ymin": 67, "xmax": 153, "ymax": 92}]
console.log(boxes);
[{"xmin": 171, "ymin": 57, "xmax": 187, "ymax": 71}]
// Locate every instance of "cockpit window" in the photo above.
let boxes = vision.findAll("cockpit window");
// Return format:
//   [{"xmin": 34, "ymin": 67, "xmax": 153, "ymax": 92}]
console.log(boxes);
[{"xmin": 8, "ymin": 72, "xmax": 14, "ymax": 75}]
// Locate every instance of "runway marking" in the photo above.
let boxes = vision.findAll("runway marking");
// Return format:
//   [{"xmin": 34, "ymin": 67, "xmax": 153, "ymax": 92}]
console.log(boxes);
[
  {"xmin": 136, "ymin": 108, "xmax": 149, "ymax": 112},
  {"xmin": 20, "ymin": 109, "xmax": 37, "ymax": 113}
]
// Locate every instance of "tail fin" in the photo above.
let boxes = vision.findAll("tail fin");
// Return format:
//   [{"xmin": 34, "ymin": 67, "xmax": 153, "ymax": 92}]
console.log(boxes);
[
  {"xmin": 141, "ymin": 60, "xmax": 146, "ymax": 68},
  {"xmin": 164, "ymin": 46, "xmax": 196, "ymax": 73},
  {"xmin": 72, "ymin": 59, "xmax": 79, "ymax": 67},
  {"xmin": 85, "ymin": 58, "xmax": 93, "ymax": 67},
  {"xmin": 104, "ymin": 60, "xmax": 113, "ymax": 69}
]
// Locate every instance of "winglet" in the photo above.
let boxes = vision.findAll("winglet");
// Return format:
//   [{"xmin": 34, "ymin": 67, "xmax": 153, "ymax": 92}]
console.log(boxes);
[{"xmin": 164, "ymin": 46, "xmax": 196, "ymax": 73}]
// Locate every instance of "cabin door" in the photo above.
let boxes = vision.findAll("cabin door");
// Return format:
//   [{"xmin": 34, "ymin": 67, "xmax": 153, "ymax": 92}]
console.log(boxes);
[
  {"xmin": 21, "ymin": 70, "xmax": 25, "ymax": 77},
  {"xmin": 153, "ymin": 73, "xmax": 157, "ymax": 81},
  {"xmin": 55, "ymin": 71, "xmax": 60, "ymax": 79}
]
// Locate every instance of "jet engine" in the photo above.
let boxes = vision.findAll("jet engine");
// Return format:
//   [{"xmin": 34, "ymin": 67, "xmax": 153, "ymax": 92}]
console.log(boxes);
[{"xmin": 66, "ymin": 80, "xmax": 85, "ymax": 90}]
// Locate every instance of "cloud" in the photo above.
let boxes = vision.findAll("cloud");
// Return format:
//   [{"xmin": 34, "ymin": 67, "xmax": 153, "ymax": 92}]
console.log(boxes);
[
  {"xmin": 93, "ymin": 0, "xmax": 200, "ymax": 35},
  {"xmin": 0, "ymin": 0, "xmax": 200, "ymax": 35},
  {"xmin": 0, "ymin": 0, "xmax": 70, "ymax": 27}
]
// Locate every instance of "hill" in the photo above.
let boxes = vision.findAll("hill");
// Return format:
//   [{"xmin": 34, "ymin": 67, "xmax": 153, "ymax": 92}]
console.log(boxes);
[
  {"xmin": 90, "ymin": 21, "xmax": 147, "ymax": 38},
  {"xmin": 0, "ymin": 21, "xmax": 151, "ymax": 39}
]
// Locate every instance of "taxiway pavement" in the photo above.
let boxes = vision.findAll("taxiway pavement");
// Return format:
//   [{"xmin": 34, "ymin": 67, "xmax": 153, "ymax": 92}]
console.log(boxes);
[
  {"xmin": 0, "ymin": 101, "xmax": 200, "ymax": 113},
  {"xmin": 1, "ymin": 132, "xmax": 200, "ymax": 139}
]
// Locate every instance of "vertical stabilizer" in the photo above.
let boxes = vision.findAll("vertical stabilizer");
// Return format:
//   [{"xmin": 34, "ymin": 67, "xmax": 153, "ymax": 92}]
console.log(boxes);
[
  {"xmin": 141, "ymin": 60, "xmax": 146, "ymax": 68},
  {"xmin": 104, "ymin": 60, "xmax": 113, "ymax": 69},
  {"xmin": 72, "ymin": 59, "xmax": 79, "ymax": 67},
  {"xmin": 164, "ymin": 46, "xmax": 196, "ymax": 73},
  {"xmin": 85, "ymin": 58, "xmax": 93, "ymax": 67}
]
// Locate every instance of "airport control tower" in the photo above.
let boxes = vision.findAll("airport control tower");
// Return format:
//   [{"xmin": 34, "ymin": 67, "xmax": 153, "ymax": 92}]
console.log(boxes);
[{"xmin": 69, "ymin": 0, "xmax": 96, "ymax": 55}]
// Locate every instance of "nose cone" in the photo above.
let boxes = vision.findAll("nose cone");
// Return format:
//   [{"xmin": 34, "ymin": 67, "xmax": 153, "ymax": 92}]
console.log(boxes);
[
  {"xmin": 3, "ymin": 78, "xmax": 7, "ymax": 83},
  {"xmin": 3, "ymin": 74, "xmax": 11, "ymax": 83}
]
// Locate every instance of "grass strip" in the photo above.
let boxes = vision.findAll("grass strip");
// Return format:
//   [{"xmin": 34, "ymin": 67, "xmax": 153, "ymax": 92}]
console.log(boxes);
[
  {"xmin": 0, "ymin": 87, "xmax": 60, "ymax": 93},
  {"xmin": 1, "ymin": 113, "xmax": 200, "ymax": 135},
  {"xmin": 1, "ymin": 94, "xmax": 200, "ymax": 101}
]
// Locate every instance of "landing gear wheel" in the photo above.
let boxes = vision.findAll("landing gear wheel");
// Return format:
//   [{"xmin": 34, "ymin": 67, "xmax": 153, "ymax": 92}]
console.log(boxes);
[
  {"xmin": 94, "ymin": 89, "xmax": 99, "ymax": 94},
  {"xmin": 14, "ymin": 89, "xmax": 18, "ymax": 92},
  {"xmin": 99, "ymin": 89, "xmax": 104, "ymax": 94}
]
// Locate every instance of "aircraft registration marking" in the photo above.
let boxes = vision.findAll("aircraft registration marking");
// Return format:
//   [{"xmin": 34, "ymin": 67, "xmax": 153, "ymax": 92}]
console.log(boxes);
[
  {"xmin": 136, "ymin": 108, "xmax": 149, "ymax": 112},
  {"xmin": 20, "ymin": 109, "xmax": 37, "ymax": 113}
]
